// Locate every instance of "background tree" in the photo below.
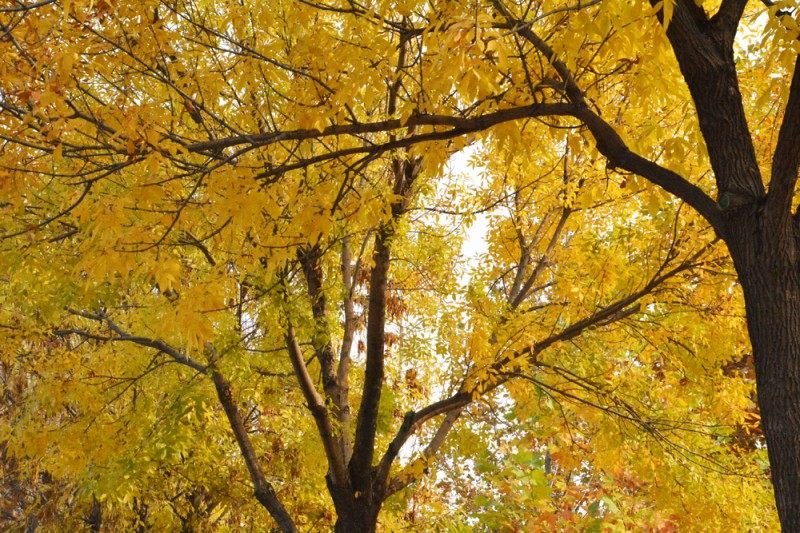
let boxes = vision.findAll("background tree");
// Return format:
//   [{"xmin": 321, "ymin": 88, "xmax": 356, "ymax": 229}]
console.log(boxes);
[{"xmin": 0, "ymin": 0, "xmax": 790, "ymax": 530}]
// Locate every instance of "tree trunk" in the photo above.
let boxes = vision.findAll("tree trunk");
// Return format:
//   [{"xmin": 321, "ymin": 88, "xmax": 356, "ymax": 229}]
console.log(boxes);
[
  {"xmin": 332, "ymin": 499, "xmax": 381, "ymax": 533},
  {"xmin": 327, "ymin": 473, "xmax": 383, "ymax": 533},
  {"xmin": 728, "ymin": 212, "xmax": 800, "ymax": 529}
]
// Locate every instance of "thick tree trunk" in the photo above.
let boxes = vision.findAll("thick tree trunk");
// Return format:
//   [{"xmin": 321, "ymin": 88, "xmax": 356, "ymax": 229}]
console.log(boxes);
[
  {"xmin": 333, "ymin": 512, "xmax": 380, "ymax": 533},
  {"xmin": 650, "ymin": 2, "xmax": 800, "ymax": 525},
  {"xmin": 728, "ymin": 213, "xmax": 800, "ymax": 529},
  {"xmin": 332, "ymin": 497, "xmax": 381, "ymax": 533},
  {"xmin": 327, "ymin": 472, "xmax": 383, "ymax": 533}
]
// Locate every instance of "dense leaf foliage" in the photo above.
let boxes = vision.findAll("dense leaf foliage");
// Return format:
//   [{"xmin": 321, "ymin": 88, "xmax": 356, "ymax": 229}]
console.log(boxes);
[{"xmin": 1, "ymin": 0, "xmax": 792, "ymax": 530}]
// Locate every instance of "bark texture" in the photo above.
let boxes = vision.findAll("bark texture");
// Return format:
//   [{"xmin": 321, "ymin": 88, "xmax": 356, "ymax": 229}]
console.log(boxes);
[
  {"xmin": 728, "ymin": 211, "xmax": 800, "ymax": 529},
  {"xmin": 651, "ymin": 1, "xmax": 800, "ymax": 528}
]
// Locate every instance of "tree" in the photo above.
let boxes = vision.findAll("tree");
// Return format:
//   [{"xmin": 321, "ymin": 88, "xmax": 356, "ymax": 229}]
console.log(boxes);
[{"xmin": 0, "ymin": 0, "xmax": 792, "ymax": 530}]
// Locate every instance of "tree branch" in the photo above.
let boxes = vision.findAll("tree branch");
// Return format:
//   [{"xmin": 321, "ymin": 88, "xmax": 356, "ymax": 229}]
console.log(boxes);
[
  {"xmin": 759, "ymin": 0, "xmax": 795, "ymax": 18},
  {"xmin": 574, "ymin": 107, "xmax": 725, "ymax": 234},
  {"xmin": 338, "ymin": 236, "xmax": 357, "ymax": 462},
  {"xmin": 384, "ymin": 408, "xmax": 463, "ymax": 497},
  {"xmin": 61, "ymin": 309, "xmax": 297, "ymax": 531},
  {"xmin": 497, "ymin": 239, "xmax": 717, "ymax": 370},
  {"xmin": 349, "ymin": 156, "xmax": 421, "ymax": 492},
  {"xmin": 373, "ymin": 390, "xmax": 471, "ymax": 496},
  {"xmin": 297, "ymin": 245, "xmax": 349, "ymax": 457},
  {"xmin": 371, "ymin": 294, "xmax": 641, "ymax": 496},
  {"xmin": 298, "ymin": 246, "xmax": 340, "ymax": 396},
  {"xmin": 650, "ymin": 0, "xmax": 765, "ymax": 202},
  {"xmin": 672, "ymin": 0, "xmax": 710, "ymax": 27},
  {"xmin": 494, "ymin": 0, "xmax": 725, "ymax": 235},
  {"xmin": 511, "ymin": 207, "xmax": 571, "ymax": 309},
  {"xmin": 0, "ymin": 0, "xmax": 55, "ymax": 13},
  {"xmin": 710, "ymin": 0, "xmax": 749, "ymax": 46},
  {"xmin": 766, "ymin": 54, "xmax": 800, "ymax": 222},
  {"xmin": 372, "ymin": 239, "xmax": 718, "ymax": 498},
  {"xmin": 64, "ymin": 308, "xmax": 209, "ymax": 374},
  {"xmin": 285, "ymin": 324, "xmax": 348, "ymax": 487},
  {"xmin": 184, "ymin": 103, "xmax": 575, "ymax": 154},
  {"xmin": 211, "ymin": 371, "xmax": 298, "ymax": 532}
]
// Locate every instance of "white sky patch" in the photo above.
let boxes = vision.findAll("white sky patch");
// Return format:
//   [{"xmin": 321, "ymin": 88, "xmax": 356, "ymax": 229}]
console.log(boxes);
[{"xmin": 444, "ymin": 143, "xmax": 490, "ymax": 268}]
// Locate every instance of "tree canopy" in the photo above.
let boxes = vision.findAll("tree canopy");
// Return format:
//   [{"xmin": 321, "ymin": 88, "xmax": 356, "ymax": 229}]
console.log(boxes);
[{"xmin": 1, "ymin": 0, "xmax": 797, "ymax": 531}]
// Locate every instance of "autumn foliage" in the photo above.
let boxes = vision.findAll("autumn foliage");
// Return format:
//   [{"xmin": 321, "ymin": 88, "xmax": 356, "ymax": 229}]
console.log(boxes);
[{"xmin": 0, "ymin": 0, "xmax": 794, "ymax": 531}]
